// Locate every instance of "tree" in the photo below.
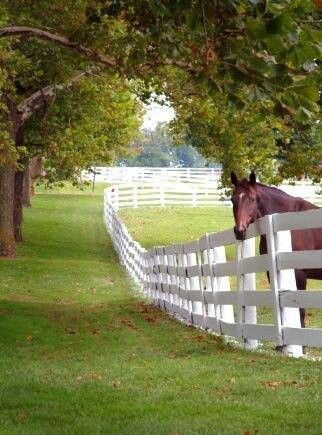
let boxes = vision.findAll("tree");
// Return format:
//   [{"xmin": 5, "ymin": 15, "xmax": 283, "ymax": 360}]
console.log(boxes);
[
  {"xmin": 26, "ymin": 74, "xmax": 142, "ymax": 184},
  {"xmin": 0, "ymin": 1, "xmax": 142, "ymax": 256},
  {"xmin": 119, "ymin": 122, "xmax": 207, "ymax": 167}
]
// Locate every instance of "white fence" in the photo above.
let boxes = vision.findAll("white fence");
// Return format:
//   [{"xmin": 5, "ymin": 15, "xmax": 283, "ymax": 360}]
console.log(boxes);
[
  {"xmin": 84, "ymin": 166, "xmax": 222, "ymax": 185},
  {"xmin": 87, "ymin": 166, "xmax": 322, "ymax": 205},
  {"xmin": 109, "ymin": 183, "xmax": 228, "ymax": 208},
  {"xmin": 104, "ymin": 183, "xmax": 322, "ymax": 357}
]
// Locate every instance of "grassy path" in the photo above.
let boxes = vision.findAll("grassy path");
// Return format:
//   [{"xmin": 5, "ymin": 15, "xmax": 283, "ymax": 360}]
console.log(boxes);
[{"xmin": 0, "ymin": 194, "xmax": 322, "ymax": 434}]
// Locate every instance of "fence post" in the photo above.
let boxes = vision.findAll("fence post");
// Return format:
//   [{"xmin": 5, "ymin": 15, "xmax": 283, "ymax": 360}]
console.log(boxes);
[
  {"xmin": 192, "ymin": 186, "xmax": 197, "ymax": 207},
  {"xmin": 236, "ymin": 238, "xmax": 258, "ymax": 350},
  {"xmin": 186, "ymin": 248, "xmax": 203, "ymax": 325},
  {"xmin": 212, "ymin": 246, "xmax": 234, "ymax": 325},
  {"xmin": 200, "ymin": 234, "xmax": 216, "ymax": 320},
  {"xmin": 177, "ymin": 245, "xmax": 190, "ymax": 321},
  {"xmin": 113, "ymin": 185, "xmax": 119, "ymax": 211},
  {"xmin": 166, "ymin": 247, "xmax": 177, "ymax": 312},
  {"xmin": 160, "ymin": 185, "xmax": 165, "ymax": 207},
  {"xmin": 133, "ymin": 185, "xmax": 138, "ymax": 208},
  {"xmin": 275, "ymin": 229, "xmax": 303, "ymax": 357}
]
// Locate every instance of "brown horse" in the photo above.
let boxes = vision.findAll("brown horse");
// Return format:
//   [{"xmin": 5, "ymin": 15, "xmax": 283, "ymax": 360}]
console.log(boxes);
[{"xmin": 230, "ymin": 171, "xmax": 322, "ymax": 327}]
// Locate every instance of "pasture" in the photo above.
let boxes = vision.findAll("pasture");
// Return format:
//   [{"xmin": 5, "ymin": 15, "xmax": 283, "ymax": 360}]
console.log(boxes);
[{"xmin": 1, "ymin": 186, "xmax": 322, "ymax": 434}]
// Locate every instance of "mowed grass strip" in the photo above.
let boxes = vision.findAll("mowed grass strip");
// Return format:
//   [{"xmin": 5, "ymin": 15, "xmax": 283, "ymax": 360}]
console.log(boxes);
[{"xmin": 0, "ymin": 192, "xmax": 322, "ymax": 434}]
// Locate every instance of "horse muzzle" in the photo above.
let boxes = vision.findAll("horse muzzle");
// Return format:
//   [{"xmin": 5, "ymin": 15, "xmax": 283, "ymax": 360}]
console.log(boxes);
[{"xmin": 234, "ymin": 226, "xmax": 246, "ymax": 240}]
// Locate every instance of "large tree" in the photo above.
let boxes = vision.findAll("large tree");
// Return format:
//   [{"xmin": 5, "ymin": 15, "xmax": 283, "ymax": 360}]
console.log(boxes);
[{"xmin": 0, "ymin": 1, "xmax": 142, "ymax": 257}]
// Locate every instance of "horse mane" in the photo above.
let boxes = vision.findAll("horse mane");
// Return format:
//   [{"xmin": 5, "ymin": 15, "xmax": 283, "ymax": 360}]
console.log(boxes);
[
  {"xmin": 256, "ymin": 182, "xmax": 293, "ymax": 198},
  {"xmin": 238, "ymin": 178, "xmax": 317, "ymax": 210},
  {"xmin": 238, "ymin": 179, "xmax": 292, "ymax": 198},
  {"xmin": 256, "ymin": 181, "xmax": 318, "ymax": 210}
]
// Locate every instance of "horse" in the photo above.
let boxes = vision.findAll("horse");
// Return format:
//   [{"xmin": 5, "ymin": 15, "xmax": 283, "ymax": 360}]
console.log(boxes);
[{"xmin": 230, "ymin": 171, "xmax": 322, "ymax": 328}]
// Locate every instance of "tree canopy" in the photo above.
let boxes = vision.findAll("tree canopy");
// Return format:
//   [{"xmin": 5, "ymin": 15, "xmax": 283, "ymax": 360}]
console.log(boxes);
[
  {"xmin": 0, "ymin": 0, "xmax": 321, "ymax": 256},
  {"xmin": 119, "ymin": 122, "xmax": 207, "ymax": 167}
]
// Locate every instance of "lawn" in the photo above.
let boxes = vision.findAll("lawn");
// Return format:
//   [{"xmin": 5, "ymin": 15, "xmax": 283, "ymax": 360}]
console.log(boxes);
[{"xmin": 1, "ymin": 187, "xmax": 322, "ymax": 434}]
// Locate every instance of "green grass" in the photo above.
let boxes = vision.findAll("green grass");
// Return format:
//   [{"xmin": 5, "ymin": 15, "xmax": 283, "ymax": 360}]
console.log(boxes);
[
  {"xmin": 120, "ymin": 206, "xmax": 234, "ymax": 249},
  {"xmin": 1, "ymin": 193, "xmax": 322, "ymax": 434}
]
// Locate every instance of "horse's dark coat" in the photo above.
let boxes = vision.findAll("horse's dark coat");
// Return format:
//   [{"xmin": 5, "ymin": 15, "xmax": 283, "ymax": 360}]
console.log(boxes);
[{"xmin": 230, "ymin": 172, "xmax": 322, "ymax": 327}]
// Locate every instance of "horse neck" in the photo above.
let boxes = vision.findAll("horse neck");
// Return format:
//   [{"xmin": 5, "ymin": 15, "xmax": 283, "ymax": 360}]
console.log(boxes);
[{"xmin": 256, "ymin": 185, "xmax": 296, "ymax": 218}]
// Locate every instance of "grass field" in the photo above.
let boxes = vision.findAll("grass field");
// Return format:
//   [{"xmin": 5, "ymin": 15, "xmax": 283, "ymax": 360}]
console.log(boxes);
[{"xmin": 1, "ymin": 185, "xmax": 322, "ymax": 434}]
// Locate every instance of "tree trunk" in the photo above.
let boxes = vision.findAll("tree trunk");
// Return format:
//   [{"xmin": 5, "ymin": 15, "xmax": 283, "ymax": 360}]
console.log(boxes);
[
  {"xmin": 0, "ymin": 166, "xmax": 16, "ymax": 258},
  {"xmin": 14, "ymin": 169, "xmax": 24, "ymax": 242},
  {"xmin": 23, "ymin": 158, "xmax": 31, "ymax": 207}
]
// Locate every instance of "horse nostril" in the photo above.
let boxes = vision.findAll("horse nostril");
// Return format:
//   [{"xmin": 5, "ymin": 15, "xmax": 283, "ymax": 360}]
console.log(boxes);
[{"xmin": 234, "ymin": 226, "xmax": 246, "ymax": 240}]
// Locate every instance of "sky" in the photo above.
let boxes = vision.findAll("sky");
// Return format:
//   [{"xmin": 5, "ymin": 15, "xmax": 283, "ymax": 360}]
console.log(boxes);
[{"xmin": 141, "ymin": 101, "xmax": 175, "ymax": 130}]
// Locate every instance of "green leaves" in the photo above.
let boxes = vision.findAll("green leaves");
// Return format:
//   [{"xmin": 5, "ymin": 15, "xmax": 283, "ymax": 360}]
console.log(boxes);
[{"xmin": 285, "ymin": 44, "xmax": 321, "ymax": 68}]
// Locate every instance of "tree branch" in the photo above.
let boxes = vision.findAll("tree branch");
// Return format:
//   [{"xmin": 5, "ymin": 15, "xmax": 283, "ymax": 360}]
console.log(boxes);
[
  {"xmin": 17, "ymin": 67, "xmax": 100, "ymax": 124},
  {"xmin": 0, "ymin": 26, "xmax": 116, "ymax": 67}
]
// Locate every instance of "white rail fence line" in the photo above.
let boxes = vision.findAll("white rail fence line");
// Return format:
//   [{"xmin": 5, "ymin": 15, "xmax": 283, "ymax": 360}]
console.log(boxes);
[
  {"xmin": 86, "ymin": 166, "xmax": 222, "ymax": 185},
  {"xmin": 104, "ymin": 184, "xmax": 322, "ymax": 356},
  {"xmin": 87, "ymin": 166, "xmax": 322, "ymax": 205},
  {"xmin": 109, "ymin": 183, "xmax": 229, "ymax": 208}
]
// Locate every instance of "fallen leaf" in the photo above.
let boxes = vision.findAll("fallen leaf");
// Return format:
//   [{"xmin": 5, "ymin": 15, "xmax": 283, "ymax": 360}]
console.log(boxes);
[
  {"xmin": 120, "ymin": 319, "xmax": 138, "ymax": 330},
  {"xmin": 261, "ymin": 380, "xmax": 282, "ymax": 389},
  {"xmin": 65, "ymin": 327, "xmax": 76, "ymax": 334},
  {"xmin": 26, "ymin": 335, "xmax": 33, "ymax": 341},
  {"xmin": 113, "ymin": 379, "xmax": 122, "ymax": 388},
  {"xmin": 145, "ymin": 316, "xmax": 159, "ymax": 324},
  {"xmin": 92, "ymin": 328, "xmax": 101, "ymax": 336},
  {"xmin": 17, "ymin": 412, "xmax": 28, "ymax": 423}
]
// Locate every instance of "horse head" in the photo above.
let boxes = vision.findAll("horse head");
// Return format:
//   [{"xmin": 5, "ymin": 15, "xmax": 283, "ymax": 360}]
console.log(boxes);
[{"xmin": 230, "ymin": 171, "xmax": 259, "ymax": 240}]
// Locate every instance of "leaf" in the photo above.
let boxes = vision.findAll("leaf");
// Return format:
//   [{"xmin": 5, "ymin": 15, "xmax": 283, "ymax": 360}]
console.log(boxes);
[
  {"xmin": 264, "ymin": 35, "xmax": 285, "ymax": 54},
  {"xmin": 266, "ymin": 13, "xmax": 294, "ymax": 34},
  {"xmin": 295, "ymin": 107, "xmax": 314, "ymax": 123},
  {"xmin": 286, "ymin": 44, "xmax": 321, "ymax": 68},
  {"xmin": 261, "ymin": 380, "xmax": 282, "ymax": 389},
  {"xmin": 246, "ymin": 19, "xmax": 267, "ymax": 39},
  {"xmin": 291, "ymin": 84, "xmax": 319, "ymax": 102},
  {"xmin": 247, "ymin": 85, "xmax": 268, "ymax": 102}
]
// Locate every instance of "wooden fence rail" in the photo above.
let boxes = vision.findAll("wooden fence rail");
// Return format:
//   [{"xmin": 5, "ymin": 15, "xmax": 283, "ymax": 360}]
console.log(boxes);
[{"xmin": 104, "ymin": 183, "xmax": 322, "ymax": 356}]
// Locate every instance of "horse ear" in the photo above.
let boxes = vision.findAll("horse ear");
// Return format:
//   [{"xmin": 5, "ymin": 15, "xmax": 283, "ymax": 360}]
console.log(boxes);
[
  {"xmin": 231, "ymin": 171, "xmax": 238, "ymax": 186},
  {"xmin": 249, "ymin": 171, "xmax": 256, "ymax": 186}
]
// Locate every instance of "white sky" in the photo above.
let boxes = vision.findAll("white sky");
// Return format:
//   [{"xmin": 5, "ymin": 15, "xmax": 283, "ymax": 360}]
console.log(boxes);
[{"xmin": 141, "ymin": 101, "xmax": 175, "ymax": 130}]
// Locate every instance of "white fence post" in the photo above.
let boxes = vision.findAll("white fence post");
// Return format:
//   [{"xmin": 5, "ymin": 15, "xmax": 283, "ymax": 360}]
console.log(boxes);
[
  {"xmin": 192, "ymin": 186, "xmax": 197, "ymax": 207},
  {"xmin": 275, "ymin": 229, "xmax": 303, "ymax": 357},
  {"xmin": 236, "ymin": 238, "xmax": 258, "ymax": 350},
  {"xmin": 185, "ymin": 245, "xmax": 204, "ymax": 325},
  {"xmin": 133, "ymin": 185, "xmax": 138, "ymax": 208},
  {"xmin": 213, "ymin": 246, "xmax": 234, "ymax": 324},
  {"xmin": 160, "ymin": 185, "xmax": 165, "ymax": 207}
]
